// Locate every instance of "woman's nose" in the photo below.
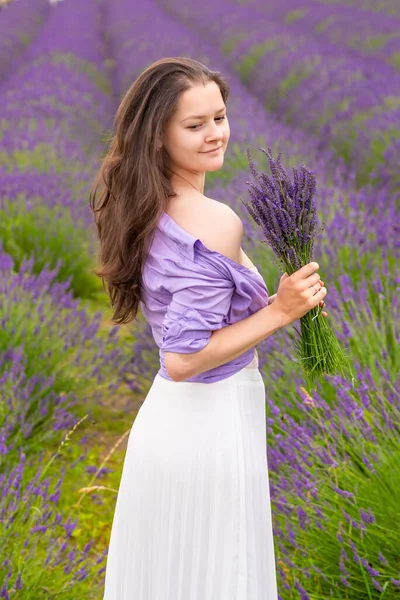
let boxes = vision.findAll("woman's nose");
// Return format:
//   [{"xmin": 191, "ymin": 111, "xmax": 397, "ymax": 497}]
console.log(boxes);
[{"xmin": 206, "ymin": 122, "xmax": 224, "ymax": 141}]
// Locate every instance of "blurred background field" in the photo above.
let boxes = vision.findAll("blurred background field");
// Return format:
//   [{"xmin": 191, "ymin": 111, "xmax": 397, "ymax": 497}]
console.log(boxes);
[{"xmin": 0, "ymin": 0, "xmax": 399, "ymax": 598}]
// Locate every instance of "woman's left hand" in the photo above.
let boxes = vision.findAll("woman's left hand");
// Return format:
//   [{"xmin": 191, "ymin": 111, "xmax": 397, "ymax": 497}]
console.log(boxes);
[{"xmin": 269, "ymin": 279, "xmax": 328, "ymax": 318}]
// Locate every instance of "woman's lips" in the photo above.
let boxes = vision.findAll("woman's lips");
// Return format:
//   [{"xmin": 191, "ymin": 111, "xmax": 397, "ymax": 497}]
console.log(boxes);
[{"xmin": 202, "ymin": 146, "xmax": 222, "ymax": 153}]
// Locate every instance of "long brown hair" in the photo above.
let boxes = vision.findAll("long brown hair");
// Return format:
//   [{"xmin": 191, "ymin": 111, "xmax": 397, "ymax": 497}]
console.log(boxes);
[{"xmin": 89, "ymin": 57, "xmax": 230, "ymax": 325}]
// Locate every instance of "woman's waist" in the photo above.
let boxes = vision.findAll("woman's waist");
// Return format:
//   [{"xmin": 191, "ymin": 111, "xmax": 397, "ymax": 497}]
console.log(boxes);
[{"xmin": 244, "ymin": 347, "xmax": 259, "ymax": 369}]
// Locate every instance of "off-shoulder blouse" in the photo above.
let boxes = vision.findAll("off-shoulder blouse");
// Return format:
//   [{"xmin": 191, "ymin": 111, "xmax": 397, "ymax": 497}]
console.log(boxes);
[{"xmin": 140, "ymin": 211, "xmax": 269, "ymax": 383}]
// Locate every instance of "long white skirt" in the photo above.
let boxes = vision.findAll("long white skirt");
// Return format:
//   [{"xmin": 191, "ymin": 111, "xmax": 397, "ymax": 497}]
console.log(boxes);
[{"xmin": 102, "ymin": 365, "xmax": 278, "ymax": 599}]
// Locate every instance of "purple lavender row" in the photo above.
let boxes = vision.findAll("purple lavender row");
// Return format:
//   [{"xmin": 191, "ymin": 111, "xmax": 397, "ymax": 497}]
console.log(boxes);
[
  {"xmin": 157, "ymin": 0, "xmax": 400, "ymax": 191},
  {"xmin": 1, "ymin": 0, "xmax": 108, "ymax": 78},
  {"xmin": 0, "ymin": 0, "xmax": 114, "ymax": 448},
  {"xmin": 0, "ymin": 246, "xmax": 127, "ymax": 462},
  {"xmin": 0, "ymin": 0, "xmax": 114, "ymax": 159},
  {"xmin": 312, "ymin": 0, "xmax": 400, "ymax": 18},
  {"xmin": 0, "ymin": 450, "xmax": 107, "ymax": 596},
  {"xmin": 267, "ymin": 353, "xmax": 400, "ymax": 596},
  {"xmin": 229, "ymin": 0, "xmax": 400, "ymax": 67},
  {"xmin": 0, "ymin": 0, "xmax": 50, "ymax": 85},
  {"xmin": 0, "ymin": 0, "xmax": 120, "ymax": 441},
  {"xmin": 0, "ymin": 3, "xmax": 129, "ymax": 591},
  {"xmin": 0, "ymin": 245, "xmax": 128, "ymax": 592},
  {"xmin": 0, "ymin": 0, "xmax": 115, "ymax": 256}
]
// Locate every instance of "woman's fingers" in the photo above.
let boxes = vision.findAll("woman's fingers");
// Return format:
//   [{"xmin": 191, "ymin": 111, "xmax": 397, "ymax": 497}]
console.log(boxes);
[{"xmin": 319, "ymin": 298, "xmax": 328, "ymax": 317}]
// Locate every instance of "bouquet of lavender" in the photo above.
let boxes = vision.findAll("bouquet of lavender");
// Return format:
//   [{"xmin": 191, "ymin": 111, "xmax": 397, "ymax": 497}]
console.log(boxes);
[{"xmin": 243, "ymin": 147, "xmax": 355, "ymax": 389}]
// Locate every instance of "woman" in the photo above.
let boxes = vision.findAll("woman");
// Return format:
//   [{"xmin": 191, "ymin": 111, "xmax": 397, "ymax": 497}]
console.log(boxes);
[{"xmin": 90, "ymin": 56, "xmax": 327, "ymax": 599}]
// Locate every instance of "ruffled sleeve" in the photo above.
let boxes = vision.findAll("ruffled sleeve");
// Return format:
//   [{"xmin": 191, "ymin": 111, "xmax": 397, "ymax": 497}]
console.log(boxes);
[{"xmin": 161, "ymin": 274, "xmax": 235, "ymax": 354}]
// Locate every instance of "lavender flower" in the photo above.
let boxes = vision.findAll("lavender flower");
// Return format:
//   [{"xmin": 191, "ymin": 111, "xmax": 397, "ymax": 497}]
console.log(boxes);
[{"xmin": 243, "ymin": 147, "xmax": 354, "ymax": 388}]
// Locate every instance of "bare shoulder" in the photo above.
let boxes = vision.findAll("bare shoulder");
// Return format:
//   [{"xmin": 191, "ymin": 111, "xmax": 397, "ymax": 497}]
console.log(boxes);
[
  {"xmin": 167, "ymin": 194, "xmax": 244, "ymax": 263},
  {"xmin": 208, "ymin": 198, "xmax": 243, "ymax": 226},
  {"xmin": 202, "ymin": 199, "xmax": 244, "ymax": 261}
]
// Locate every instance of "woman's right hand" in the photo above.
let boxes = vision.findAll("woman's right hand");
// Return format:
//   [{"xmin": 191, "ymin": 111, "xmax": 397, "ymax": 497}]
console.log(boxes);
[{"xmin": 273, "ymin": 262, "xmax": 327, "ymax": 326}]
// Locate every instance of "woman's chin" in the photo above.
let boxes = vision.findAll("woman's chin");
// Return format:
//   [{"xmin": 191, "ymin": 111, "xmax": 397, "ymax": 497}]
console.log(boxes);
[{"xmin": 203, "ymin": 157, "xmax": 224, "ymax": 171}]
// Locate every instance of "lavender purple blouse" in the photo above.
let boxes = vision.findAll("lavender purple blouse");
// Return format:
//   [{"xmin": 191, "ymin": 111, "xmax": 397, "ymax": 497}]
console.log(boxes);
[{"xmin": 140, "ymin": 211, "xmax": 270, "ymax": 383}]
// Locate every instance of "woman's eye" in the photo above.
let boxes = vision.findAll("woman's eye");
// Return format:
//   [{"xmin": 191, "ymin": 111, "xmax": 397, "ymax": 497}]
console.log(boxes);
[{"xmin": 188, "ymin": 116, "xmax": 226, "ymax": 130}]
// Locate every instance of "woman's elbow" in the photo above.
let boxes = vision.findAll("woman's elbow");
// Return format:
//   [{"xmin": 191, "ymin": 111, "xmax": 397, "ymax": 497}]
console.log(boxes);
[{"xmin": 164, "ymin": 351, "xmax": 188, "ymax": 382}]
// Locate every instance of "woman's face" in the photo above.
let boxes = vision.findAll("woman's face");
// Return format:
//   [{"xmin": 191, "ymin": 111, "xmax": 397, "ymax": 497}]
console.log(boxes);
[{"xmin": 161, "ymin": 81, "xmax": 230, "ymax": 178}]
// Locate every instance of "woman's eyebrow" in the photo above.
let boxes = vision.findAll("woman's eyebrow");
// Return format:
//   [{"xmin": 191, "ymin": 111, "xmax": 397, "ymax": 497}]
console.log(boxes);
[{"xmin": 181, "ymin": 107, "xmax": 226, "ymax": 122}]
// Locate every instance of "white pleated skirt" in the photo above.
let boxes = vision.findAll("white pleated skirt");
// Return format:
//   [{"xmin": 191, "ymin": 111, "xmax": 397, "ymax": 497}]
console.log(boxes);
[{"xmin": 102, "ymin": 364, "xmax": 278, "ymax": 600}]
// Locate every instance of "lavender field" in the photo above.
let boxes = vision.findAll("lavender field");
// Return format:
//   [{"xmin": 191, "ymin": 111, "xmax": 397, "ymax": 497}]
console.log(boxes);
[{"xmin": 0, "ymin": 0, "xmax": 399, "ymax": 598}]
